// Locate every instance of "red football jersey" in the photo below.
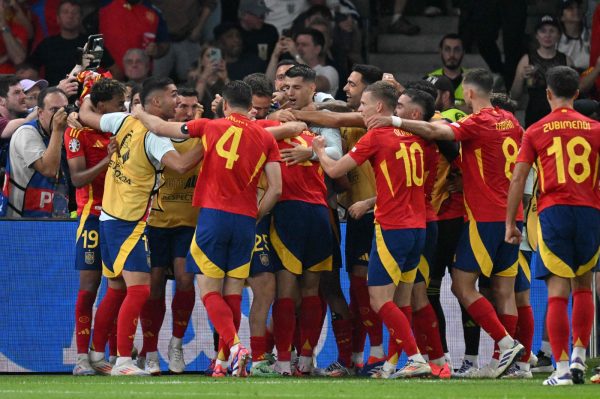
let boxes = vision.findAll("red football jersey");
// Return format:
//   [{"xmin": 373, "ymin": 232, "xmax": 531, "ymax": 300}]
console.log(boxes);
[
  {"xmin": 64, "ymin": 127, "xmax": 111, "ymax": 217},
  {"xmin": 349, "ymin": 126, "xmax": 426, "ymax": 230},
  {"xmin": 278, "ymin": 132, "xmax": 327, "ymax": 206},
  {"xmin": 517, "ymin": 107, "xmax": 600, "ymax": 212},
  {"xmin": 186, "ymin": 113, "xmax": 281, "ymax": 218},
  {"xmin": 450, "ymin": 107, "xmax": 524, "ymax": 222},
  {"xmin": 423, "ymin": 141, "xmax": 440, "ymax": 222}
]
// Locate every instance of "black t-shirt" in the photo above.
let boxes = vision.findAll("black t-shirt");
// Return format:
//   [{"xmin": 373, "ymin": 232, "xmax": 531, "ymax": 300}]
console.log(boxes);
[
  {"xmin": 29, "ymin": 34, "xmax": 114, "ymax": 85},
  {"xmin": 226, "ymin": 54, "xmax": 266, "ymax": 81},
  {"xmin": 241, "ymin": 23, "xmax": 279, "ymax": 62}
]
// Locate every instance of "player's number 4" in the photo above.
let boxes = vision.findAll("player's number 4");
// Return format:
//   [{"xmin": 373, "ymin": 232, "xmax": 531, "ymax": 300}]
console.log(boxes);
[{"xmin": 216, "ymin": 126, "xmax": 243, "ymax": 169}]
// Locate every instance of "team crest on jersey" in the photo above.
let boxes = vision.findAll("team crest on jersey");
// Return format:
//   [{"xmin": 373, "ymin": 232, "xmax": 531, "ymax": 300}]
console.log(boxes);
[
  {"xmin": 69, "ymin": 138, "xmax": 80, "ymax": 153},
  {"xmin": 260, "ymin": 254, "xmax": 270, "ymax": 266},
  {"xmin": 84, "ymin": 251, "xmax": 95, "ymax": 265}
]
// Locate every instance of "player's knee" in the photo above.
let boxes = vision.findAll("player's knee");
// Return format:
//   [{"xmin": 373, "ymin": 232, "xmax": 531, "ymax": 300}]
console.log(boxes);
[{"xmin": 175, "ymin": 273, "xmax": 194, "ymax": 292}]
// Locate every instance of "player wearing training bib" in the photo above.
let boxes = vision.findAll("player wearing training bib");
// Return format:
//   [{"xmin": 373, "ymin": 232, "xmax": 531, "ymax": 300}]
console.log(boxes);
[
  {"xmin": 506, "ymin": 66, "xmax": 600, "ymax": 386},
  {"xmin": 80, "ymin": 77, "xmax": 202, "ymax": 376}
]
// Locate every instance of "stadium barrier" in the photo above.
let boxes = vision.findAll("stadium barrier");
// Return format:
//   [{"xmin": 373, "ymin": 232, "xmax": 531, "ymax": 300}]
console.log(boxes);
[{"xmin": 0, "ymin": 219, "xmax": 594, "ymax": 372}]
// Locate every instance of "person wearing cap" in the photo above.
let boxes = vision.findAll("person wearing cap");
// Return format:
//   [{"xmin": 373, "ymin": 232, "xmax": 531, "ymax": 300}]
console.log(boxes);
[
  {"xmin": 213, "ymin": 22, "xmax": 266, "ymax": 81},
  {"xmin": 21, "ymin": 79, "xmax": 48, "ymax": 110},
  {"xmin": 558, "ymin": 0, "xmax": 590, "ymax": 72},
  {"xmin": 511, "ymin": 15, "xmax": 573, "ymax": 127},
  {"xmin": 425, "ymin": 75, "xmax": 466, "ymax": 122},
  {"xmin": 238, "ymin": 0, "xmax": 279, "ymax": 62}
]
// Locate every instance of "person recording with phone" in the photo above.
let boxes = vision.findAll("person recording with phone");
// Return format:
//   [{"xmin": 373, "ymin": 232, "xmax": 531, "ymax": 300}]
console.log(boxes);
[{"xmin": 187, "ymin": 44, "xmax": 229, "ymax": 118}]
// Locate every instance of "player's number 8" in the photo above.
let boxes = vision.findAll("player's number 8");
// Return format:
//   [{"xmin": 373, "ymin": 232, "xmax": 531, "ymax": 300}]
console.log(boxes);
[
  {"xmin": 547, "ymin": 136, "xmax": 591, "ymax": 184},
  {"xmin": 502, "ymin": 137, "xmax": 519, "ymax": 180},
  {"xmin": 216, "ymin": 126, "xmax": 243, "ymax": 169}
]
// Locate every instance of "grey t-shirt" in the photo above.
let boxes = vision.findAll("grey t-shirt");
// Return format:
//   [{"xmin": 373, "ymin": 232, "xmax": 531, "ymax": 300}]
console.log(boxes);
[{"xmin": 7, "ymin": 123, "xmax": 49, "ymax": 217}]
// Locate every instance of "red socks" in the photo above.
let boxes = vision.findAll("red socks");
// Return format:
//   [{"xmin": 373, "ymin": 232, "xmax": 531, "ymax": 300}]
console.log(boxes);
[
  {"xmin": 140, "ymin": 297, "xmax": 166, "ymax": 356},
  {"xmin": 413, "ymin": 304, "xmax": 445, "ymax": 360},
  {"xmin": 117, "ymin": 285, "xmax": 150, "ymax": 357},
  {"xmin": 350, "ymin": 275, "xmax": 383, "ymax": 346},
  {"xmin": 273, "ymin": 298, "xmax": 295, "ymax": 361},
  {"xmin": 516, "ymin": 305, "xmax": 534, "ymax": 362},
  {"xmin": 91, "ymin": 287, "xmax": 126, "ymax": 352},
  {"xmin": 251, "ymin": 336, "xmax": 267, "ymax": 362},
  {"xmin": 572, "ymin": 290, "xmax": 593, "ymax": 349},
  {"xmin": 202, "ymin": 292, "xmax": 239, "ymax": 356},
  {"xmin": 331, "ymin": 317, "xmax": 353, "ymax": 367},
  {"xmin": 547, "ymin": 296, "xmax": 570, "ymax": 362},
  {"xmin": 378, "ymin": 302, "xmax": 418, "ymax": 357},
  {"xmin": 466, "ymin": 297, "xmax": 508, "ymax": 343},
  {"xmin": 265, "ymin": 329, "xmax": 275, "ymax": 354},
  {"xmin": 299, "ymin": 296, "xmax": 323, "ymax": 357},
  {"xmin": 349, "ymin": 298, "xmax": 367, "ymax": 354},
  {"xmin": 172, "ymin": 288, "xmax": 196, "ymax": 339},
  {"xmin": 75, "ymin": 290, "xmax": 96, "ymax": 354},
  {"xmin": 217, "ymin": 294, "xmax": 242, "ymax": 360}
]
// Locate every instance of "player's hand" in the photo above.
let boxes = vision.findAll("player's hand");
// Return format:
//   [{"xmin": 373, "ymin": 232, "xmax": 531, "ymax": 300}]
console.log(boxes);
[
  {"xmin": 365, "ymin": 114, "xmax": 393, "ymax": 130},
  {"xmin": 382, "ymin": 73, "xmax": 404, "ymax": 92},
  {"xmin": 107, "ymin": 137, "xmax": 118, "ymax": 156},
  {"xmin": 348, "ymin": 200, "xmax": 370, "ymax": 219},
  {"xmin": 58, "ymin": 75, "xmax": 79, "ymax": 97},
  {"xmin": 51, "ymin": 108, "xmax": 68, "ymax": 132},
  {"xmin": 312, "ymin": 136, "xmax": 326, "ymax": 155},
  {"xmin": 25, "ymin": 106, "xmax": 38, "ymax": 122},
  {"xmin": 446, "ymin": 172, "xmax": 463, "ymax": 193},
  {"xmin": 211, "ymin": 94, "xmax": 222, "ymax": 114},
  {"xmin": 130, "ymin": 103, "xmax": 142, "ymax": 118},
  {"xmin": 505, "ymin": 224, "xmax": 522, "ymax": 245},
  {"xmin": 280, "ymin": 142, "xmax": 312, "ymax": 165},
  {"xmin": 67, "ymin": 111, "xmax": 83, "ymax": 129},
  {"xmin": 194, "ymin": 103, "xmax": 204, "ymax": 119},
  {"xmin": 268, "ymin": 109, "xmax": 296, "ymax": 122}
]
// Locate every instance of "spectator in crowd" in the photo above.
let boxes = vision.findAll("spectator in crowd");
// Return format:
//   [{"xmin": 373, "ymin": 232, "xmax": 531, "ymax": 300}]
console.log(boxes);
[
  {"xmin": 15, "ymin": 62, "xmax": 40, "ymax": 80},
  {"xmin": 458, "ymin": 0, "xmax": 526, "ymax": 89},
  {"xmin": 30, "ymin": 0, "xmax": 115, "ymax": 85},
  {"xmin": 214, "ymin": 22, "xmax": 266, "ymax": 81},
  {"xmin": 20, "ymin": 78, "xmax": 48, "ymax": 110},
  {"xmin": 331, "ymin": 5, "xmax": 363, "ymax": 73},
  {"xmin": 30, "ymin": 0, "xmax": 61, "ymax": 42},
  {"xmin": 238, "ymin": 0, "xmax": 279, "ymax": 63},
  {"xmin": 97, "ymin": 0, "xmax": 169, "ymax": 76},
  {"xmin": 243, "ymin": 72, "xmax": 273, "ymax": 120},
  {"xmin": 0, "ymin": 0, "xmax": 28, "ymax": 73},
  {"xmin": 291, "ymin": 4, "xmax": 333, "ymax": 35},
  {"xmin": 264, "ymin": 0, "xmax": 309, "ymax": 34},
  {"xmin": 511, "ymin": 15, "xmax": 571, "ymax": 127},
  {"xmin": 187, "ymin": 43, "xmax": 229, "ymax": 118},
  {"xmin": 286, "ymin": 28, "xmax": 339, "ymax": 96},
  {"xmin": 558, "ymin": 0, "xmax": 590, "ymax": 72},
  {"xmin": 425, "ymin": 75, "xmax": 466, "ymax": 121},
  {"xmin": 122, "ymin": 48, "xmax": 151, "ymax": 85},
  {"xmin": 427, "ymin": 34, "xmax": 466, "ymax": 105},
  {"xmin": 388, "ymin": 0, "xmax": 420, "ymax": 35},
  {"xmin": 151, "ymin": 0, "xmax": 218, "ymax": 83},
  {"xmin": 6, "ymin": 87, "xmax": 68, "ymax": 217}
]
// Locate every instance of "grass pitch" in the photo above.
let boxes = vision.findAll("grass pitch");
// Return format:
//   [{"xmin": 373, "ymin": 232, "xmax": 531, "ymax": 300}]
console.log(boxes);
[{"xmin": 0, "ymin": 374, "xmax": 599, "ymax": 399}]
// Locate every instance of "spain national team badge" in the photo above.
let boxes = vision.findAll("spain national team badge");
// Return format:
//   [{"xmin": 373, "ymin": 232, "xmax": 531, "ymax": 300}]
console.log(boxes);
[
  {"xmin": 260, "ymin": 254, "xmax": 270, "ymax": 266},
  {"xmin": 69, "ymin": 138, "xmax": 80, "ymax": 153},
  {"xmin": 85, "ymin": 251, "xmax": 95, "ymax": 265}
]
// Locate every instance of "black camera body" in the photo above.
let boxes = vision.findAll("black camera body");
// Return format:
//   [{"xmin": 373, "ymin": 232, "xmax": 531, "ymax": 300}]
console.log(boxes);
[
  {"xmin": 84, "ymin": 34, "xmax": 104, "ymax": 70},
  {"xmin": 64, "ymin": 104, "xmax": 79, "ymax": 114}
]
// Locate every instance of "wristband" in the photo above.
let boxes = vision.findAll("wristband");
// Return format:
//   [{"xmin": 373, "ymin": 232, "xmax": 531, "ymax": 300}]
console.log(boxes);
[{"xmin": 391, "ymin": 116, "xmax": 402, "ymax": 128}]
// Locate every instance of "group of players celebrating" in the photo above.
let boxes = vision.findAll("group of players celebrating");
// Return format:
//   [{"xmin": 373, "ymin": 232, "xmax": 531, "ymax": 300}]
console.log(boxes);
[{"xmin": 64, "ymin": 60, "xmax": 600, "ymax": 386}]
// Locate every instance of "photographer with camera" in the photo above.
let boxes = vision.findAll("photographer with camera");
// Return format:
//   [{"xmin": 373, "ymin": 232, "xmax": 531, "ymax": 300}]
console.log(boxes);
[{"xmin": 5, "ymin": 87, "xmax": 69, "ymax": 218}]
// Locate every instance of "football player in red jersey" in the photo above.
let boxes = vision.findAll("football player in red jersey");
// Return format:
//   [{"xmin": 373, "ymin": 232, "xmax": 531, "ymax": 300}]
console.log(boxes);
[
  {"xmin": 66, "ymin": 79, "xmax": 123, "ymax": 375},
  {"xmin": 506, "ymin": 66, "xmax": 600, "ymax": 386},
  {"xmin": 133, "ymin": 81, "xmax": 282, "ymax": 377},
  {"xmin": 313, "ymin": 81, "xmax": 431, "ymax": 379},
  {"xmin": 367, "ymin": 68, "xmax": 525, "ymax": 378}
]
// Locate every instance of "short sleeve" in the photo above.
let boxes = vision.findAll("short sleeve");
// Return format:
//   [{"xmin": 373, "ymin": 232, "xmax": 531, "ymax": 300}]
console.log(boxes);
[
  {"xmin": 100, "ymin": 112, "xmax": 128, "ymax": 135},
  {"xmin": 64, "ymin": 128, "xmax": 85, "ymax": 159},
  {"xmin": 185, "ymin": 118, "xmax": 210, "ymax": 138},
  {"xmin": 145, "ymin": 133, "xmax": 175, "ymax": 166},
  {"xmin": 348, "ymin": 130, "xmax": 375, "ymax": 166},
  {"xmin": 516, "ymin": 128, "xmax": 537, "ymax": 164},
  {"xmin": 449, "ymin": 114, "xmax": 478, "ymax": 142},
  {"xmin": 13, "ymin": 127, "xmax": 46, "ymax": 168}
]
